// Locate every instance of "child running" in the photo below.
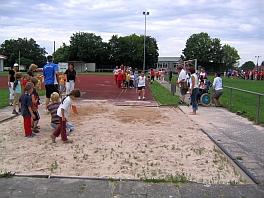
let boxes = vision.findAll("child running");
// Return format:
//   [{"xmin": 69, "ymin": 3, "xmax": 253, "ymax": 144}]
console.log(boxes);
[
  {"xmin": 136, "ymin": 72, "xmax": 148, "ymax": 100},
  {"xmin": 48, "ymin": 92, "xmax": 74, "ymax": 135},
  {"xmin": 19, "ymin": 82, "xmax": 36, "ymax": 138},
  {"xmin": 12, "ymin": 72, "xmax": 22, "ymax": 114},
  {"xmin": 30, "ymin": 77, "xmax": 41, "ymax": 133},
  {"xmin": 50, "ymin": 89, "xmax": 81, "ymax": 143}
]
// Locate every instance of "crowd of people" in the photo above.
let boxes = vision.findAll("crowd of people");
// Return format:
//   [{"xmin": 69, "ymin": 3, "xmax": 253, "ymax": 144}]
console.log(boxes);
[
  {"xmin": 176, "ymin": 63, "xmax": 223, "ymax": 115},
  {"xmin": 7, "ymin": 56, "xmax": 80, "ymax": 142},
  {"xmin": 226, "ymin": 69, "xmax": 264, "ymax": 80},
  {"xmin": 113, "ymin": 65, "xmax": 149, "ymax": 100}
]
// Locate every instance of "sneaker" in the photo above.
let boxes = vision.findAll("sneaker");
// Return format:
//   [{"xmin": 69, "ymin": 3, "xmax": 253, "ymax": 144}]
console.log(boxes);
[
  {"xmin": 138, "ymin": 96, "xmax": 141, "ymax": 100},
  {"xmin": 50, "ymin": 134, "xmax": 56, "ymax": 143},
  {"xmin": 45, "ymin": 109, "xmax": 49, "ymax": 114},
  {"xmin": 66, "ymin": 128, "xmax": 70, "ymax": 136},
  {"xmin": 178, "ymin": 101, "xmax": 184, "ymax": 104},
  {"xmin": 142, "ymin": 97, "xmax": 145, "ymax": 100},
  {"xmin": 63, "ymin": 139, "xmax": 73, "ymax": 143},
  {"xmin": 12, "ymin": 109, "xmax": 19, "ymax": 114},
  {"xmin": 25, "ymin": 133, "xmax": 36, "ymax": 138},
  {"xmin": 9, "ymin": 103, "xmax": 13, "ymax": 106},
  {"xmin": 32, "ymin": 128, "xmax": 40, "ymax": 133}
]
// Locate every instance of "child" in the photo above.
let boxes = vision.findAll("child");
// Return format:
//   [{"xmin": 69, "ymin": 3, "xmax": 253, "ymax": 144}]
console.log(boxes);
[
  {"xmin": 30, "ymin": 77, "xmax": 41, "ymax": 133},
  {"xmin": 158, "ymin": 69, "xmax": 162, "ymax": 80},
  {"xmin": 117, "ymin": 70, "xmax": 123, "ymax": 88},
  {"xmin": 129, "ymin": 71, "xmax": 134, "ymax": 88},
  {"xmin": 136, "ymin": 72, "xmax": 148, "ymax": 100},
  {"xmin": 134, "ymin": 71, "xmax": 139, "ymax": 93},
  {"xmin": 59, "ymin": 72, "xmax": 66, "ymax": 96},
  {"xmin": 161, "ymin": 69, "xmax": 165, "ymax": 83},
  {"xmin": 122, "ymin": 70, "xmax": 126, "ymax": 88},
  {"xmin": 22, "ymin": 74, "xmax": 30, "ymax": 89},
  {"xmin": 12, "ymin": 72, "xmax": 23, "ymax": 114},
  {"xmin": 19, "ymin": 82, "xmax": 36, "ymax": 138},
  {"xmin": 48, "ymin": 92, "xmax": 74, "ymax": 136},
  {"xmin": 155, "ymin": 70, "xmax": 159, "ymax": 80},
  {"xmin": 126, "ymin": 70, "xmax": 130, "ymax": 88},
  {"xmin": 50, "ymin": 89, "xmax": 81, "ymax": 143}
]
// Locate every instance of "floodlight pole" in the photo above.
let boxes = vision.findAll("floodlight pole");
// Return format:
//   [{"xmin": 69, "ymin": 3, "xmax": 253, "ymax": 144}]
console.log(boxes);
[
  {"xmin": 143, "ymin": 11, "xmax": 149, "ymax": 72},
  {"xmin": 255, "ymin": 55, "xmax": 261, "ymax": 80}
]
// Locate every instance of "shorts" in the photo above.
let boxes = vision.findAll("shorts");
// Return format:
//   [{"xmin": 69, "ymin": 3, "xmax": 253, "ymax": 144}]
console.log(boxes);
[
  {"xmin": 180, "ymin": 87, "xmax": 188, "ymax": 95},
  {"xmin": 33, "ymin": 110, "xmax": 40, "ymax": 121},
  {"xmin": 213, "ymin": 89, "xmax": 223, "ymax": 100},
  {"xmin": 45, "ymin": 84, "xmax": 59, "ymax": 98},
  {"xmin": 138, "ymin": 86, "xmax": 145, "ymax": 90},
  {"xmin": 13, "ymin": 93, "xmax": 21, "ymax": 104}
]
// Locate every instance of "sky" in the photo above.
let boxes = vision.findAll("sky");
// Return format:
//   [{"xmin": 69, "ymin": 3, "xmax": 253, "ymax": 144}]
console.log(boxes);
[{"xmin": 0, "ymin": 0, "xmax": 263, "ymax": 66}]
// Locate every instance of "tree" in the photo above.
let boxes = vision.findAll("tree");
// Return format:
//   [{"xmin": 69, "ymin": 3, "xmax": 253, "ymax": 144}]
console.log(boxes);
[
  {"xmin": 52, "ymin": 43, "xmax": 70, "ymax": 63},
  {"xmin": 181, "ymin": 32, "xmax": 240, "ymax": 72},
  {"xmin": 221, "ymin": 44, "xmax": 240, "ymax": 70},
  {"xmin": 240, "ymin": 61, "xmax": 255, "ymax": 71},
  {"xmin": 0, "ymin": 38, "xmax": 47, "ymax": 68}
]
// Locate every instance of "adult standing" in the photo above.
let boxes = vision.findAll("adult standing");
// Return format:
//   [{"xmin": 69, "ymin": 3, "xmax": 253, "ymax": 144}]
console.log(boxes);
[
  {"xmin": 176, "ymin": 65, "xmax": 187, "ymax": 104},
  {"xmin": 212, "ymin": 72, "xmax": 223, "ymax": 107},
  {"xmin": 43, "ymin": 55, "xmax": 59, "ymax": 113},
  {"xmin": 27, "ymin": 64, "xmax": 38, "ymax": 78},
  {"xmin": 189, "ymin": 66, "xmax": 199, "ymax": 115},
  {"xmin": 65, "ymin": 63, "xmax": 80, "ymax": 94},
  {"xmin": 8, "ymin": 63, "xmax": 19, "ymax": 106}
]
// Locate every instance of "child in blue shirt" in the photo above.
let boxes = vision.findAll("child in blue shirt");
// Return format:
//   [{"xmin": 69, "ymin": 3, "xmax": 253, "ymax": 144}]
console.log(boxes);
[{"xmin": 19, "ymin": 82, "xmax": 36, "ymax": 138}]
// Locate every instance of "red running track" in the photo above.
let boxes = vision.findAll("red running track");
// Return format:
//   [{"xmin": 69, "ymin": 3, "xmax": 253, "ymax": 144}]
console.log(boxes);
[{"xmin": 0, "ymin": 75, "xmax": 157, "ymax": 106}]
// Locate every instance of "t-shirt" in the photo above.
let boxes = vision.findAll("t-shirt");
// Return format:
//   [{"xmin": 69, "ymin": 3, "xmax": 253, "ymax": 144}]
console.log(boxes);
[
  {"xmin": 27, "ymin": 70, "xmax": 34, "ymax": 77},
  {"xmin": 65, "ymin": 69, "xmax": 77, "ymax": 82},
  {"xmin": 48, "ymin": 102, "xmax": 60, "ymax": 124},
  {"xmin": 117, "ymin": 72, "xmax": 123, "ymax": 81},
  {"xmin": 178, "ymin": 69, "xmax": 186, "ymax": 83},
  {"xmin": 19, "ymin": 93, "xmax": 32, "ymax": 117},
  {"xmin": 213, "ymin": 77, "xmax": 223, "ymax": 90},
  {"xmin": 43, "ymin": 62, "xmax": 58, "ymax": 85},
  {"xmin": 59, "ymin": 75, "xmax": 66, "ymax": 85},
  {"xmin": 31, "ymin": 88, "xmax": 40, "ymax": 108},
  {"xmin": 189, "ymin": 73, "xmax": 198, "ymax": 89},
  {"xmin": 23, "ymin": 79, "xmax": 30, "ymax": 87},
  {"xmin": 9, "ymin": 70, "xmax": 15, "ymax": 82},
  {"xmin": 14, "ymin": 80, "xmax": 21, "ymax": 94},
  {"xmin": 138, "ymin": 76, "xmax": 146, "ymax": 87},
  {"xmin": 57, "ymin": 96, "xmax": 73, "ymax": 119}
]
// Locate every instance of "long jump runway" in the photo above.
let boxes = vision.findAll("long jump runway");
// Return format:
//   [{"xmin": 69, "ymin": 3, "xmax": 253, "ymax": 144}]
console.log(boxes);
[{"xmin": 75, "ymin": 75, "xmax": 158, "ymax": 106}]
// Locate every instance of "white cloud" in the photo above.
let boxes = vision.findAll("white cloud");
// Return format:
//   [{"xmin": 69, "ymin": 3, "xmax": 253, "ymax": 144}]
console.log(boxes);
[{"xmin": 0, "ymin": 0, "xmax": 263, "ymax": 65}]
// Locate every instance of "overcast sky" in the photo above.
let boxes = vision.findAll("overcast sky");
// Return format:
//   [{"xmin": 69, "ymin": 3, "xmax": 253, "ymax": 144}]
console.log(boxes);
[{"xmin": 0, "ymin": 0, "xmax": 263, "ymax": 66}]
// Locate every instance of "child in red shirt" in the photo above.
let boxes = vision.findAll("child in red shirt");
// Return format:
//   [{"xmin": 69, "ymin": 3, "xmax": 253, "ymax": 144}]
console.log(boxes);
[
  {"xmin": 22, "ymin": 74, "xmax": 31, "ymax": 89},
  {"xmin": 155, "ymin": 71, "xmax": 159, "ymax": 80},
  {"xmin": 117, "ymin": 70, "xmax": 123, "ymax": 88}
]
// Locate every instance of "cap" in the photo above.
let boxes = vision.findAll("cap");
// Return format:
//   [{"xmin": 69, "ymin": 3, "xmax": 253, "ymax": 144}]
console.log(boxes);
[{"xmin": 13, "ymin": 63, "xmax": 19, "ymax": 67}]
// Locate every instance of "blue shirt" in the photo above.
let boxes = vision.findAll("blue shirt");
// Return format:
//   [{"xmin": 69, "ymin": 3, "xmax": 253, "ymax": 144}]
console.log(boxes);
[
  {"xmin": 19, "ymin": 93, "xmax": 32, "ymax": 117},
  {"xmin": 43, "ymin": 62, "xmax": 58, "ymax": 85}
]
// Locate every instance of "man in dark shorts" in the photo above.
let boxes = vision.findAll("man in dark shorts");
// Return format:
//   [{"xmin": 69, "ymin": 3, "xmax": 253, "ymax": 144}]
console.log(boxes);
[
  {"xmin": 212, "ymin": 72, "xmax": 223, "ymax": 107},
  {"xmin": 43, "ymin": 55, "xmax": 59, "ymax": 113}
]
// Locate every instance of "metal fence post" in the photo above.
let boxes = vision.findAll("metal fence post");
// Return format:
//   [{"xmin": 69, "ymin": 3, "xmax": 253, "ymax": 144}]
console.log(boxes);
[
  {"xmin": 256, "ymin": 95, "xmax": 261, "ymax": 124},
  {"xmin": 229, "ymin": 88, "xmax": 233, "ymax": 110}
]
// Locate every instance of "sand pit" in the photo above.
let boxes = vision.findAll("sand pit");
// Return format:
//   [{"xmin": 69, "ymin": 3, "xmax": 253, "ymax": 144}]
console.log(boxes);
[{"xmin": 0, "ymin": 102, "xmax": 247, "ymax": 184}]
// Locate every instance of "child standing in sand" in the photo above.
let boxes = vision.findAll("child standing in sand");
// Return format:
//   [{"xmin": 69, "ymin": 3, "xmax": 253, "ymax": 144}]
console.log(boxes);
[
  {"xmin": 136, "ymin": 72, "xmax": 148, "ymax": 100},
  {"xmin": 48, "ymin": 92, "xmax": 74, "ymax": 135},
  {"xmin": 19, "ymin": 82, "xmax": 36, "ymax": 138},
  {"xmin": 30, "ymin": 77, "xmax": 41, "ymax": 133},
  {"xmin": 50, "ymin": 89, "xmax": 81, "ymax": 143}
]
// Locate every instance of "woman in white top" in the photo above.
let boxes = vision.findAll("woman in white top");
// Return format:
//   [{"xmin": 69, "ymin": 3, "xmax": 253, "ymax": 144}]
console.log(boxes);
[{"xmin": 189, "ymin": 66, "xmax": 199, "ymax": 115}]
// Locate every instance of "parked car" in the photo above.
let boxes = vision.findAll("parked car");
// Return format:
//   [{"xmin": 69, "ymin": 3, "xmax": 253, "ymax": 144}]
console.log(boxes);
[{"xmin": 36, "ymin": 68, "xmax": 43, "ymax": 72}]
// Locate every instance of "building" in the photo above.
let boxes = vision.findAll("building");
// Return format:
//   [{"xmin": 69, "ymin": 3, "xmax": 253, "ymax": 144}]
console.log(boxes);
[
  {"xmin": 0, "ymin": 54, "xmax": 7, "ymax": 72},
  {"xmin": 156, "ymin": 57, "xmax": 181, "ymax": 70}
]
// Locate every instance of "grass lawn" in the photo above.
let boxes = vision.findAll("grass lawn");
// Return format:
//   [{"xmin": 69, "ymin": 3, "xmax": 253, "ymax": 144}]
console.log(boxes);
[
  {"xmin": 167, "ymin": 74, "xmax": 264, "ymax": 125},
  {"xmin": 148, "ymin": 81, "xmax": 180, "ymax": 105}
]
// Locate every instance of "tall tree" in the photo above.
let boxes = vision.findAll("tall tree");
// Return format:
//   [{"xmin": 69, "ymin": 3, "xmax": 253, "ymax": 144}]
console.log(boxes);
[
  {"xmin": 181, "ymin": 32, "xmax": 240, "ymax": 72},
  {"xmin": 0, "ymin": 38, "xmax": 47, "ymax": 68},
  {"xmin": 240, "ymin": 61, "xmax": 255, "ymax": 71},
  {"xmin": 221, "ymin": 44, "xmax": 240, "ymax": 70}
]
